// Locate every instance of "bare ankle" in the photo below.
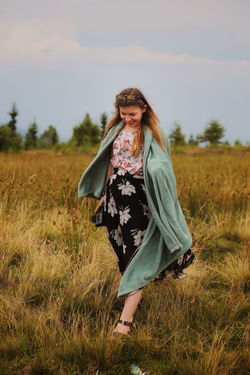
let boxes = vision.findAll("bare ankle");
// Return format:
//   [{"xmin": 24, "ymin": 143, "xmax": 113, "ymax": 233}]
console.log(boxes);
[{"xmin": 119, "ymin": 313, "xmax": 134, "ymax": 322}]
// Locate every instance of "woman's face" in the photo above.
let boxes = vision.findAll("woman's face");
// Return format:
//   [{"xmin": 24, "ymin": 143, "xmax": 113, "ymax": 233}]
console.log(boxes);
[{"xmin": 119, "ymin": 105, "xmax": 147, "ymax": 127}]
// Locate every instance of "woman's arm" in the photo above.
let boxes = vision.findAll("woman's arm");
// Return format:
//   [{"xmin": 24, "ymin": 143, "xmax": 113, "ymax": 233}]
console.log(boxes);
[
  {"xmin": 104, "ymin": 148, "xmax": 115, "ymax": 188},
  {"xmin": 102, "ymin": 160, "xmax": 114, "ymax": 196},
  {"xmin": 105, "ymin": 161, "xmax": 114, "ymax": 184},
  {"xmin": 94, "ymin": 161, "xmax": 114, "ymax": 213}
]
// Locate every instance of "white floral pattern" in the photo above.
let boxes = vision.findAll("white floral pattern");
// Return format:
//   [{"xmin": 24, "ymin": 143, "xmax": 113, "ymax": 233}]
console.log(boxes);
[
  {"xmin": 112, "ymin": 225, "xmax": 123, "ymax": 246},
  {"xmin": 118, "ymin": 180, "xmax": 136, "ymax": 196},
  {"xmin": 142, "ymin": 203, "xmax": 151, "ymax": 217},
  {"xmin": 107, "ymin": 194, "xmax": 118, "ymax": 217},
  {"xmin": 117, "ymin": 168, "xmax": 126, "ymax": 176},
  {"xmin": 119, "ymin": 205, "xmax": 132, "ymax": 225},
  {"xmin": 141, "ymin": 183, "xmax": 146, "ymax": 192},
  {"xmin": 131, "ymin": 229, "xmax": 146, "ymax": 247},
  {"xmin": 123, "ymin": 243, "xmax": 127, "ymax": 254},
  {"xmin": 109, "ymin": 173, "xmax": 117, "ymax": 184}
]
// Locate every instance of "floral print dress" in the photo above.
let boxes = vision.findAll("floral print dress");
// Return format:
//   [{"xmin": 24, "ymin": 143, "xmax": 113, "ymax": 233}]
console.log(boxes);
[{"xmin": 102, "ymin": 127, "xmax": 195, "ymax": 296}]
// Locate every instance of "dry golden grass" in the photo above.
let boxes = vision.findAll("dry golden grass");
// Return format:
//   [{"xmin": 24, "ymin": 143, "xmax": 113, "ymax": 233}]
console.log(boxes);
[{"xmin": 0, "ymin": 148, "xmax": 249, "ymax": 375}]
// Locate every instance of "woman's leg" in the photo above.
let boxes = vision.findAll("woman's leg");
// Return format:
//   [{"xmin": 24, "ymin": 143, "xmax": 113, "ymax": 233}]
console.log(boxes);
[{"xmin": 113, "ymin": 288, "xmax": 143, "ymax": 334}]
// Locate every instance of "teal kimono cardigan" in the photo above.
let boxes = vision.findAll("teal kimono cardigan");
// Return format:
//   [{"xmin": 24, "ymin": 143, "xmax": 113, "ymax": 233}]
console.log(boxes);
[{"xmin": 78, "ymin": 120, "xmax": 192, "ymax": 297}]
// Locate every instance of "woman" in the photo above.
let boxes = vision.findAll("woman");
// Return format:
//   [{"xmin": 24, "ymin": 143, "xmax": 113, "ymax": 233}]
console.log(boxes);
[{"xmin": 78, "ymin": 88, "xmax": 195, "ymax": 337}]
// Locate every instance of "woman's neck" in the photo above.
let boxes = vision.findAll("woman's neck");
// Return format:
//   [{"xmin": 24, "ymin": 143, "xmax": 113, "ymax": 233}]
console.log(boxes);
[{"xmin": 123, "ymin": 123, "xmax": 141, "ymax": 133}]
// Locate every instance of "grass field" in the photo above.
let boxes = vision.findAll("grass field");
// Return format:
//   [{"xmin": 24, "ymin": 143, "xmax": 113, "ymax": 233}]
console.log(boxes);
[{"xmin": 0, "ymin": 147, "xmax": 249, "ymax": 375}]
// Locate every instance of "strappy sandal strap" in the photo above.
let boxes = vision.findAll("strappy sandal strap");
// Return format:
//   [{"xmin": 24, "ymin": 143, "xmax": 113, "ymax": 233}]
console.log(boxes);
[{"xmin": 118, "ymin": 319, "xmax": 133, "ymax": 327}]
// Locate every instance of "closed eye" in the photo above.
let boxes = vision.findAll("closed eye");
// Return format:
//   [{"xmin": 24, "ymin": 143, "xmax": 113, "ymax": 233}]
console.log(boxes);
[{"xmin": 121, "ymin": 112, "xmax": 136, "ymax": 115}]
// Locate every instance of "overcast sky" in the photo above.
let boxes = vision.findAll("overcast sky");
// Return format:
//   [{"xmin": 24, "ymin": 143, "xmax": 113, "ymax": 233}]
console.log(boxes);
[{"xmin": 0, "ymin": 0, "xmax": 249, "ymax": 144}]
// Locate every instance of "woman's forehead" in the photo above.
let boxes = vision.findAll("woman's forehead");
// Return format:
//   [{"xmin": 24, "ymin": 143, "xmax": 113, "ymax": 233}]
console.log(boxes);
[{"xmin": 119, "ymin": 105, "xmax": 141, "ymax": 113}]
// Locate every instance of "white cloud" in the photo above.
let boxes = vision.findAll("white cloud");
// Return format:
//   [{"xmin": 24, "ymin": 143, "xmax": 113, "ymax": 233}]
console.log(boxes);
[
  {"xmin": 0, "ymin": 0, "xmax": 249, "ymax": 74},
  {"xmin": 1, "ymin": 17, "xmax": 249, "ymax": 74}
]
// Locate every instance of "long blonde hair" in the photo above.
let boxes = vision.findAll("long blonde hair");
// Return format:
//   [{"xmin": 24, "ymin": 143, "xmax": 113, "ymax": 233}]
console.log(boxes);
[{"xmin": 103, "ymin": 88, "xmax": 166, "ymax": 157}]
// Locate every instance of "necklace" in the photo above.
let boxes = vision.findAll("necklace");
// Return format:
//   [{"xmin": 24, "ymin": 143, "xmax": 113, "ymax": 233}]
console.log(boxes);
[{"xmin": 123, "ymin": 125, "xmax": 141, "ymax": 134}]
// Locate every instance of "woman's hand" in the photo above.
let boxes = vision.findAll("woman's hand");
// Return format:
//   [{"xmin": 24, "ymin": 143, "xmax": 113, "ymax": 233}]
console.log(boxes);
[{"xmin": 94, "ymin": 196, "xmax": 104, "ymax": 214}]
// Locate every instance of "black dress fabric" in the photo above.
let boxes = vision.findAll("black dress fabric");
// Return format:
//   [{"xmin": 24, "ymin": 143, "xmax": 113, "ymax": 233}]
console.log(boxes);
[{"xmin": 103, "ymin": 167, "xmax": 195, "ymax": 295}]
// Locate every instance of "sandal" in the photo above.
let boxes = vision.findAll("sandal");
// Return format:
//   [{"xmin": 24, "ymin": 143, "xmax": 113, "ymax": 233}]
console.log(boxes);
[{"xmin": 112, "ymin": 319, "xmax": 134, "ymax": 337}]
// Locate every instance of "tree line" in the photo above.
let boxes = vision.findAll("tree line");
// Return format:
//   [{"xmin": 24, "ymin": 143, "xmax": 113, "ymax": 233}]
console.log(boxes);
[{"xmin": 0, "ymin": 102, "xmax": 246, "ymax": 152}]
